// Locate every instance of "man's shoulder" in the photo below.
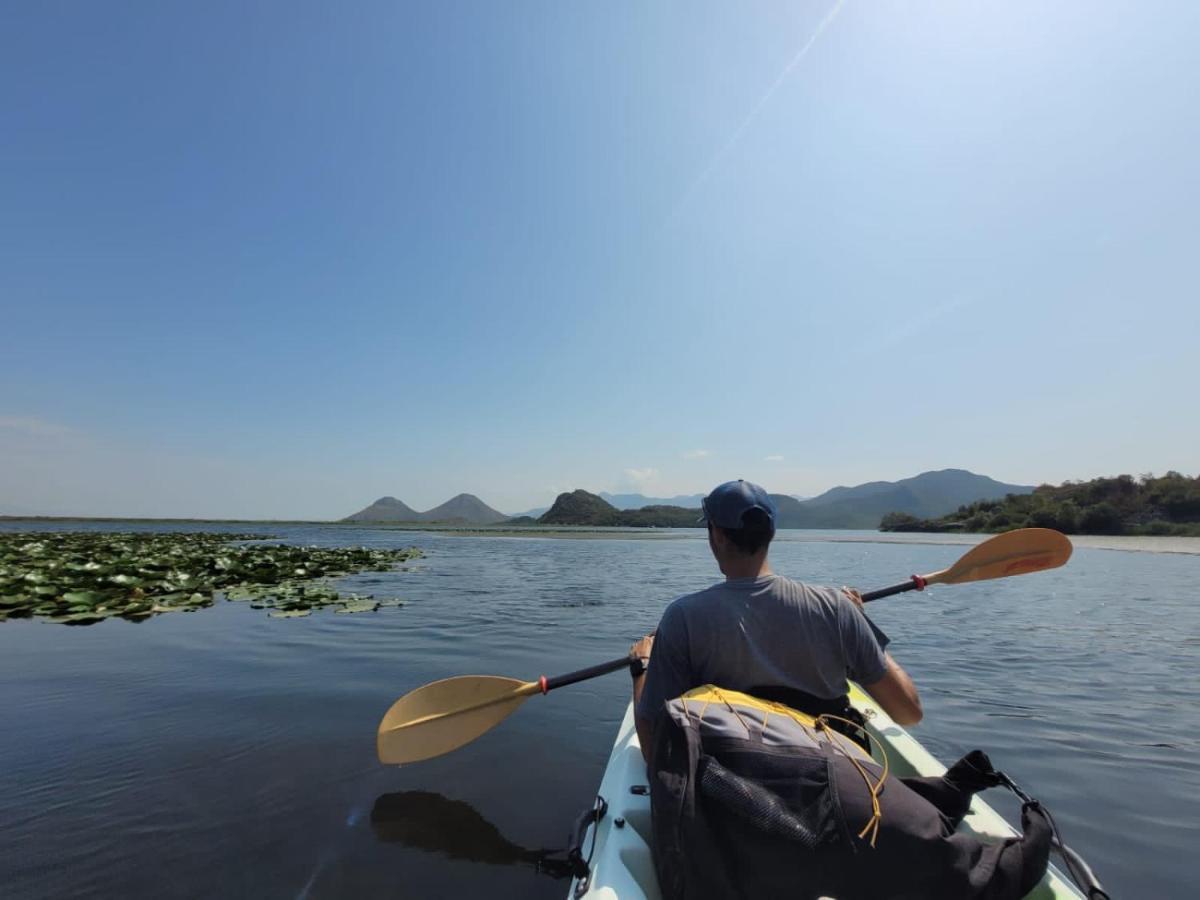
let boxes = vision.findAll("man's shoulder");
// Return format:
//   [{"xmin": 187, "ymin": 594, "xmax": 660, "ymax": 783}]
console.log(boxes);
[
  {"xmin": 657, "ymin": 585, "xmax": 701, "ymax": 620},
  {"xmin": 662, "ymin": 576, "xmax": 844, "ymax": 619},
  {"xmin": 668, "ymin": 580, "xmax": 734, "ymax": 611},
  {"xmin": 657, "ymin": 581, "xmax": 728, "ymax": 631}
]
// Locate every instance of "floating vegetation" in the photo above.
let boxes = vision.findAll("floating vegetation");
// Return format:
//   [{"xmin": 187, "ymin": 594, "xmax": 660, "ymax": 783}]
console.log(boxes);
[{"xmin": 0, "ymin": 531, "xmax": 422, "ymax": 625}]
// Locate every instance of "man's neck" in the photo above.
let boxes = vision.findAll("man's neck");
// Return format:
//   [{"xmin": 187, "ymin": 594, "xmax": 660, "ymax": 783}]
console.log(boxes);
[{"xmin": 723, "ymin": 557, "xmax": 772, "ymax": 580}]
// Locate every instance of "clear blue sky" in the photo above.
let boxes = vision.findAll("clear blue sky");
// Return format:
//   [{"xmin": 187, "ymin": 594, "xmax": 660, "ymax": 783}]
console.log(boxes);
[{"xmin": 3, "ymin": 1, "xmax": 1197, "ymax": 518}]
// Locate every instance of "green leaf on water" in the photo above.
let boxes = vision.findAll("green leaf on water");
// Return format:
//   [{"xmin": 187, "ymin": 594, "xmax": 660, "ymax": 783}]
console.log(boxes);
[
  {"xmin": 62, "ymin": 590, "xmax": 107, "ymax": 607},
  {"xmin": 1, "ymin": 531, "xmax": 423, "ymax": 625},
  {"xmin": 335, "ymin": 596, "xmax": 380, "ymax": 614}
]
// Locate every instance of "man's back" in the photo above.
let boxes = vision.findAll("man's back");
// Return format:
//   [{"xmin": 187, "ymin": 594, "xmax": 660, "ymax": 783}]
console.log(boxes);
[{"xmin": 635, "ymin": 573, "xmax": 888, "ymax": 724}]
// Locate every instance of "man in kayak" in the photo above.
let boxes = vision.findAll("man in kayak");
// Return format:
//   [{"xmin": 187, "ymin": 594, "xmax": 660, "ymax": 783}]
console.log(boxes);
[{"xmin": 630, "ymin": 478, "xmax": 922, "ymax": 761}]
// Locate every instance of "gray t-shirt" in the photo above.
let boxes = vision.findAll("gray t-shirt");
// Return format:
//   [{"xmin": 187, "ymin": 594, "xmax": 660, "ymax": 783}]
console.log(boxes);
[{"xmin": 635, "ymin": 574, "xmax": 888, "ymax": 724}]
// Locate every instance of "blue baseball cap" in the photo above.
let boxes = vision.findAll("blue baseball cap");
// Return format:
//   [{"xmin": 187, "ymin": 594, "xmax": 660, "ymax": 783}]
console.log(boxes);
[{"xmin": 699, "ymin": 480, "xmax": 777, "ymax": 531}]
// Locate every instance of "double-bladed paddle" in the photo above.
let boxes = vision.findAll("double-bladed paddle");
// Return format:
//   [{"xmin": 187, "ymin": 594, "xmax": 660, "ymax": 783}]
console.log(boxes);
[
  {"xmin": 377, "ymin": 527, "xmax": 1072, "ymax": 765},
  {"xmin": 860, "ymin": 527, "xmax": 1074, "ymax": 601}
]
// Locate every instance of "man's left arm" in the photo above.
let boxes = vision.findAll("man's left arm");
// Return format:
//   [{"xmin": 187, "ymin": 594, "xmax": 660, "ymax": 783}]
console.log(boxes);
[{"xmin": 841, "ymin": 587, "xmax": 922, "ymax": 725}]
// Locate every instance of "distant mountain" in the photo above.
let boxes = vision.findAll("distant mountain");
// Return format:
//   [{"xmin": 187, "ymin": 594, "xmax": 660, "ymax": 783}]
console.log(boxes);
[
  {"xmin": 773, "ymin": 469, "xmax": 1033, "ymax": 529},
  {"xmin": 621, "ymin": 505, "xmax": 702, "ymax": 527},
  {"xmin": 540, "ymin": 490, "xmax": 620, "ymax": 525},
  {"xmin": 539, "ymin": 490, "xmax": 698, "ymax": 527},
  {"xmin": 343, "ymin": 496, "xmax": 421, "ymax": 522},
  {"xmin": 342, "ymin": 494, "xmax": 508, "ymax": 525},
  {"xmin": 345, "ymin": 470, "xmax": 1030, "ymax": 530},
  {"xmin": 600, "ymin": 489, "xmax": 806, "ymax": 511},
  {"xmin": 419, "ymin": 493, "xmax": 509, "ymax": 525},
  {"xmin": 600, "ymin": 492, "xmax": 706, "ymax": 510},
  {"xmin": 509, "ymin": 506, "xmax": 550, "ymax": 519}
]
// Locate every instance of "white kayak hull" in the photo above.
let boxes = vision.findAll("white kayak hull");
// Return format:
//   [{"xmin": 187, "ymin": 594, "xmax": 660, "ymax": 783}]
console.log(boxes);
[{"xmin": 568, "ymin": 688, "xmax": 1085, "ymax": 899}]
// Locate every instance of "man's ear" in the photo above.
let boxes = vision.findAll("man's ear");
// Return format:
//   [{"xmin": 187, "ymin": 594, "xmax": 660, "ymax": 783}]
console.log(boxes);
[{"xmin": 708, "ymin": 526, "xmax": 726, "ymax": 553}]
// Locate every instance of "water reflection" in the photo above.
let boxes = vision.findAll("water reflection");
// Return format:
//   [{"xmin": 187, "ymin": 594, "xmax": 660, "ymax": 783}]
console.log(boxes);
[{"xmin": 370, "ymin": 791, "xmax": 573, "ymax": 878}]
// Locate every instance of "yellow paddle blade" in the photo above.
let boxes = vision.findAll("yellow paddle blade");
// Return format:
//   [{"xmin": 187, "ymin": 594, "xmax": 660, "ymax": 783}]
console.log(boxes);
[
  {"xmin": 932, "ymin": 528, "xmax": 1073, "ymax": 586},
  {"xmin": 377, "ymin": 675, "xmax": 540, "ymax": 764}
]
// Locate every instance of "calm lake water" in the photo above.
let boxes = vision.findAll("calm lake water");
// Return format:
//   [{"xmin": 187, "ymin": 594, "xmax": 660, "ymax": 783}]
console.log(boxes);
[{"xmin": 2, "ymin": 523, "xmax": 1197, "ymax": 899}]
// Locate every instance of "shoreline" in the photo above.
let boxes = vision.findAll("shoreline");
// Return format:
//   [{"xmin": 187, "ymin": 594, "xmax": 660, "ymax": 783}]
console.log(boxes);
[{"xmin": 2, "ymin": 519, "xmax": 1197, "ymax": 555}]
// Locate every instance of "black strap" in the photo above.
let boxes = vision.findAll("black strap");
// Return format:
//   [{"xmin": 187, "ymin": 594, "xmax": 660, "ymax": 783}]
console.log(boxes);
[
  {"xmin": 996, "ymin": 773, "xmax": 1111, "ymax": 900},
  {"xmin": 519, "ymin": 794, "xmax": 609, "ymax": 885},
  {"xmin": 565, "ymin": 794, "xmax": 607, "ymax": 881}
]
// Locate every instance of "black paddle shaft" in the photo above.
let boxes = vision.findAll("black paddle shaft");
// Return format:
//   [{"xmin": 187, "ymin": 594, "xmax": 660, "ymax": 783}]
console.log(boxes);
[
  {"xmin": 862, "ymin": 575, "xmax": 927, "ymax": 603},
  {"xmin": 542, "ymin": 655, "xmax": 636, "ymax": 692}
]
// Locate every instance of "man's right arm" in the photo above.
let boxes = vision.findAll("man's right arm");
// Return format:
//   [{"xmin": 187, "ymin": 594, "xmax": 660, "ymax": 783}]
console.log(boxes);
[
  {"xmin": 630, "ymin": 633, "xmax": 655, "ymax": 759},
  {"xmin": 633, "ymin": 604, "xmax": 692, "ymax": 764},
  {"xmin": 863, "ymin": 653, "xmax": 923, "ymax": 725}
]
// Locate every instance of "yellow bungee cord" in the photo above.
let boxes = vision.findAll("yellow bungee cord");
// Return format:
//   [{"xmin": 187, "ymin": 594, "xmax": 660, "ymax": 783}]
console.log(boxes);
[{"xmin": 679, "ymin": 686, "xmax": 890, "ymax": 847}]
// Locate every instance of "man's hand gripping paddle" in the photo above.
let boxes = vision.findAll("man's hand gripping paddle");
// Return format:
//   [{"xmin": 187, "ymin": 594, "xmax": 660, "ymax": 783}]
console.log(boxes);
[{"xmin": 376, "ymin": 528, "xmax": 1072, "ymax": 764}]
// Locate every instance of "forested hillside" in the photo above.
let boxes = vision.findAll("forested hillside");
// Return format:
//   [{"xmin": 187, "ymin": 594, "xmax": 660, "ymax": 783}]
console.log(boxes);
[
  {"xmin": 538, "ymin": 491, "xmax": 697, "ymax": 527},
  {"xmin": 880, "ymin": 473, "xmax": 1200, "ymax": 535}
]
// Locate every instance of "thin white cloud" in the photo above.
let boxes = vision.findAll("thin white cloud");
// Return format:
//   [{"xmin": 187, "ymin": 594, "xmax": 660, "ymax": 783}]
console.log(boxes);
[
  {"xmin": 683, "ymin": 449, "xmax": 711, "ymax": 460},
  {"xmin": 859, "ymin": 294, "xmax": 976, "ymax": 354},
  {"xmin": 666, "ymin": 0, "xmax": 847, "ymax": 223},
  {"xmin": 623, "ymin": 467, "xmax": 659, "ymax": 486},
  {"xmin": 765, "ymin": 454, "xmax": 785, "ymax": 462},
  {"xmin": 0, "ymin": 415, "xmax": 73, "ymax": 437}
]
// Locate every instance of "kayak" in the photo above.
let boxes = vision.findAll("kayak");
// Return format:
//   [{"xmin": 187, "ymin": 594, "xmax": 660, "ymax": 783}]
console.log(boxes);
[{"xmin": 568, "ymin": 686, "xmax": 1086, "ymax": 899}]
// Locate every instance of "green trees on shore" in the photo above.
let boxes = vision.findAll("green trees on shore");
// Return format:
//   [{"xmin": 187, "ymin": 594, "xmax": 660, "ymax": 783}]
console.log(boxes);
[{"xmin": 879, "ymin": 473, "xmax": 1200, "ymax": 535}]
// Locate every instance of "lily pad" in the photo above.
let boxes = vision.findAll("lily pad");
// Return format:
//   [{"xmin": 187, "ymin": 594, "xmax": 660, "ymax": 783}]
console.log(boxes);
[
  {"xmin": 1, "ymin": 531, "xmax": 422, "ymax": 626},
  {"xmin": 268, "ymin": 608, "xmax": 312, "ymax": 619},
  {"xmin": 335, "ymin": 596, "xmax": 380, "ymax": 614},
  {"xmin": 62, "ymin": 590, "xmax": 107, "ymax": 607}
]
